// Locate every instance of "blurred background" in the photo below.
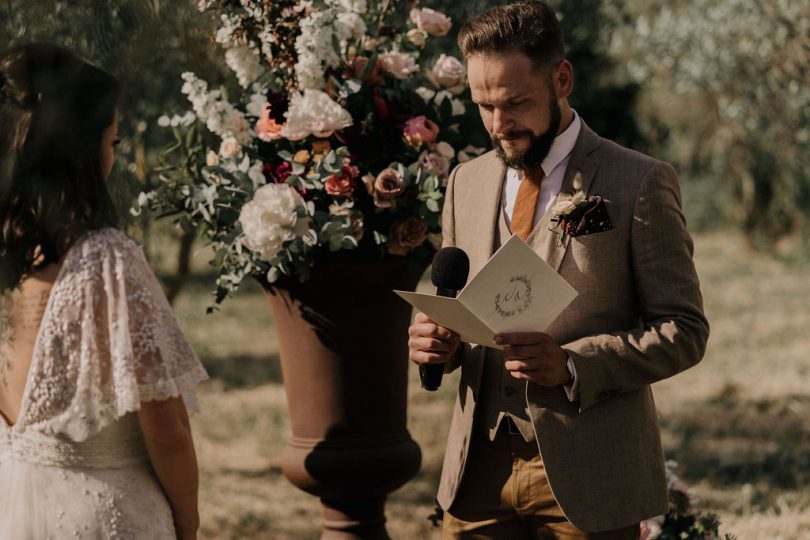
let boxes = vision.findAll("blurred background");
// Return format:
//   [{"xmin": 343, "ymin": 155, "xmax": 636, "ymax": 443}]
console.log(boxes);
[{"xmin": 2, "ymin": 0, "xmax": 809, "ymax": 537}]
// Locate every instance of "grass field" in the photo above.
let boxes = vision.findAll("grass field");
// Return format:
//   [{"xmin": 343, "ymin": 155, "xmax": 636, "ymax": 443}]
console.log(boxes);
[{"xmin": 158, "ymin": 231, "xmax": 810, "ymax": 539}]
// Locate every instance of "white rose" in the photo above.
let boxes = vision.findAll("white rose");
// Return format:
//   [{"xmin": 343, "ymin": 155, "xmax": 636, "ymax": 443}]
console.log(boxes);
[
  {"xmin": 239, "ymin": 183, "xmax": 311, "ymax": 261},
  {"xmin": 281, "ymin": 89, "xmax": 354, "ymax": 141},
  {"xmin": 431, "ymin": 54, "xmax": 466, "ymax": 88},
  {"xmin": 379, "ymin": 51, "xmax": 419, "ymax": 80},
  {"xmin": 415, "ymin": 86, "xmax": 436, "ymax": 103},
  {"xmin": 206, "ymin": 150, "xmax": 220, "ymax": 167},
  {"xmin": 410, "ymin": 7, "xmax": 452, "ymax": 37},
  {"xmin": 435, "ymin": 141, "xmax": 455, "ymax": 159},
  {"xmin": 457, "ymin": 145, "xmax": 486, "ymax": 163},
  {"xmin": 219, "ymin": 136, "xmax": 242, "ymax": 159},
  {"xmin": 552, "ymin": 199, "xmax": 577, "ymax": 216},
  {"xmin": 407, "ymin": 28, "xmax": 428, "ymax": 48}
]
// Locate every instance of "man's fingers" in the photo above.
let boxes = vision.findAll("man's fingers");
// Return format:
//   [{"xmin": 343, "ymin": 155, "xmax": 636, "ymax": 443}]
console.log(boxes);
[
  {"xmin": 504, "ymin": 360, "xmax": 537, "ymax": 373},
  {"xmin": 410, "ymin": 351, "xmax": 450, "ymax": 365},
  {"xmin": 410, "ymin": 336, "xmax": 454, "ymax": 354},
  {"xmin": 494, "ymin": 332, "xmax": 550, "ymax": 346},
  {"xmin": 409, "ymin": 322, "xmax": 459, "ymax": 343}
]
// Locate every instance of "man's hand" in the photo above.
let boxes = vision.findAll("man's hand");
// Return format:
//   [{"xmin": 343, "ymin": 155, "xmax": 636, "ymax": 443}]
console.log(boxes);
[
  {"xmin": 495, "ymin": 332, "xmax": 571, "ymax": 386},
  {"xmin": 408, "ymin": 312, "xmax": 461, "ymax": 365}
]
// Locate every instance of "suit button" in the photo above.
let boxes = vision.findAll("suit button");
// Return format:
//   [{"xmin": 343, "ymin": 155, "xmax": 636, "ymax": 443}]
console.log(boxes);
[{"xmin": 504, "ymin": 386, "xmax": 516, "ymax": 397}]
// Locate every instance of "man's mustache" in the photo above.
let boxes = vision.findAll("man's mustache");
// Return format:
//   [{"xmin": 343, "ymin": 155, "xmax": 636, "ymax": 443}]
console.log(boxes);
[{"xmin": 493, "ymin": 130, "xmax": 535, "ymax": 142}]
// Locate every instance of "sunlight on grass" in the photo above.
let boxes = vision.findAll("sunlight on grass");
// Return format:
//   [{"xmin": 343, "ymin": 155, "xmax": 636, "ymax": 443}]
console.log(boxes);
[{"xmin": 159, "ymin": 231, "xmax": 810, "ymax": 539}]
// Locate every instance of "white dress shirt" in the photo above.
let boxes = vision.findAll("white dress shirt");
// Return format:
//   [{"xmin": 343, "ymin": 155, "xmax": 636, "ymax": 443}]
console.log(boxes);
[
  {"xmin": 502, "ymin": 110, "xmax": 582, "ymax": 401},
  {"xmin": 501, "ymin": 110, "xmax": 582, "ymax": 228}
]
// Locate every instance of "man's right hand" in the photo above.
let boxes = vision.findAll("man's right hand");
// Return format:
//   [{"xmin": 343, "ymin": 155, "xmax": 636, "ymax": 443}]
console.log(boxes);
[{"xmin": 408, "ymin": 312, "xmax": 461, "ymax": 365}]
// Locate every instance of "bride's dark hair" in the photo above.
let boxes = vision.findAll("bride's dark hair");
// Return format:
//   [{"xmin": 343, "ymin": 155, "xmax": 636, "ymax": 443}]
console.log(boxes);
[{"xmin": 0, "ymin": 43, "xmax": 121, "ymax": 292}]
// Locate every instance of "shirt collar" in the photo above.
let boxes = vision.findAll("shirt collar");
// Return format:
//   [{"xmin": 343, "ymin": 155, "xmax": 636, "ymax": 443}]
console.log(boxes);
[{"xmin": 540, "ymin": 109, "xmax": 581, "ymax": 177}]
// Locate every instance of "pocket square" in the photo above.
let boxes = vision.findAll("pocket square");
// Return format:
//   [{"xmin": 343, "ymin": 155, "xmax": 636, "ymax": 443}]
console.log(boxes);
[{"xmin": 566, "ymin": 195, "xmax": 613, "ymax": 238}]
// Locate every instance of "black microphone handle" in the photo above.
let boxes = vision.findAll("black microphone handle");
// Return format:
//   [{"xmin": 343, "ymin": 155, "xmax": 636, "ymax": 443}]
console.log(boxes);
[{"xmin": 419, "ymin": 287, "xmax": 457, "ymax": 391}]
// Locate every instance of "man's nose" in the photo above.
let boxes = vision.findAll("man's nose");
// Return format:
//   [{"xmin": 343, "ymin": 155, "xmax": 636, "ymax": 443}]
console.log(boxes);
[{"xmin": 491, "ymin": 108, "xmax": 513, "ymax": 135}]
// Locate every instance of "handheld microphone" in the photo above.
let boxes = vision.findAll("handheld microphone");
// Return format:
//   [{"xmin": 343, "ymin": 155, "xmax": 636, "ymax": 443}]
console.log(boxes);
[{"xmin": 420, "ymin": 247, "xmax": 470, "ymax": 391}]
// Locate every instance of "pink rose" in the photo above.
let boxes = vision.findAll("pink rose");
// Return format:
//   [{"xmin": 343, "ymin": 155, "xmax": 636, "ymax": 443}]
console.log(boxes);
[
  {"xmin": 418, "ymin": 150, "xmax": 451, "ymax": 182},
  {"xmin": 403, "ymin": 116, "xmax": 439, "ymax": 147},
  {"xmin": 431, "ymin": 54, "xmax": 466, "ymax": 89},
  {"xmin": 388, "ymin": 217, "xmax": 428, "ymax": 256},
  {"xmin": 410, "ymin": 8, "xmax": 452, "ymax": 37},
  {"xmin": 364, "ymin": 168, "xmax": 404, "ymax": 208},
  {"xmin": 379, "ymin": 51, "xmax": 419, "ymax": 80}
]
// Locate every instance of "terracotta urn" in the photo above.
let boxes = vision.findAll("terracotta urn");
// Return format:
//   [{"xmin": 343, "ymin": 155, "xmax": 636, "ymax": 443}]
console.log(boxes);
[{"xmin": 263, "ymin": 257, "xmax": 424, "ymax": 539}]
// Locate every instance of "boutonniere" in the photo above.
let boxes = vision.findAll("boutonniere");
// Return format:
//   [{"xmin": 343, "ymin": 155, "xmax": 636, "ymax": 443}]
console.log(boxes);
[{"xmin": 550, "ymin": 189, "xmax": 614, "ymax": 246}]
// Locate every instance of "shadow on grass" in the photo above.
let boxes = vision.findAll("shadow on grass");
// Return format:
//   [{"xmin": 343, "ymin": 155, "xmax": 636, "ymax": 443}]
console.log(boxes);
[
  {"xmin": 661, "ymin": 383, "xmax": 810, "ymax": 490},
  {"xmin": 201, "ymin": 354, "xmax": 284, "ymax": 389},
  {"xmin": 219, "ymin": 465, "xmax": 283, "ymax": 479}
]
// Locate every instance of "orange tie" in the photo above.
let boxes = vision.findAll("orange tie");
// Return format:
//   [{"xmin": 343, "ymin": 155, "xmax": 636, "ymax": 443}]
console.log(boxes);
[{"xmin": 511, "ymin": 171, "xmax": 544, "ymax": 241}]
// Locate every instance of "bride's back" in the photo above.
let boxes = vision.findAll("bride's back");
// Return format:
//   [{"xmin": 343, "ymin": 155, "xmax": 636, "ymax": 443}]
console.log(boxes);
[{"xmin": 0, "ymin": 264, "xmax": 59, "ymax": 426}]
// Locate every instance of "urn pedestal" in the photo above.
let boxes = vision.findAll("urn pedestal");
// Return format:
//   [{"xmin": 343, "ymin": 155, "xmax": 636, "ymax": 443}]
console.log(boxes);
[{"xmin": 264, "ymin": 259, "xmax": 424, "ymax": 539}]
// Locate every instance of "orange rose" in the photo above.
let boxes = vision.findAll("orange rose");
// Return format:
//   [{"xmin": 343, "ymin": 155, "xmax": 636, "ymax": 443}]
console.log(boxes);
[
  {"xmin": 325, "ymin": 164, "xmax": 359, "ymax": 197},
  {"xmin": 256, "ymin": 104, "xmax": 283, "ymax": 142}
]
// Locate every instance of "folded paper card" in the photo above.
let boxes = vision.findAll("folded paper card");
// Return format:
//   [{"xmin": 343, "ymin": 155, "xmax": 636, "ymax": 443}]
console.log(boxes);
[{"xmin": 395, "ymin": 235, "xmax": 578, "ymax": 349}]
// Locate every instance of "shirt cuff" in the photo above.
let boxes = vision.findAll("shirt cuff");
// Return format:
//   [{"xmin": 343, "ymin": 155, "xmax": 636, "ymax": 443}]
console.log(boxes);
[{"xmin": 563, "ymin": 355, "xmax": 579, "ymax": 402}]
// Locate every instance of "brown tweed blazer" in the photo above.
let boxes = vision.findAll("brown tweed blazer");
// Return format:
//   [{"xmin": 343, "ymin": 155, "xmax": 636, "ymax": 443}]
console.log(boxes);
[{"xmin": 436, "ymin": 121, "xmax": 709, "ymax": 532}]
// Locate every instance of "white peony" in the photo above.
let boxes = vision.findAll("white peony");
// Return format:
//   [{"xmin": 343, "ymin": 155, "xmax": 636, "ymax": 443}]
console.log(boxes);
[
  {"xmin": 281, "ymin": 89, "xmax": 353, "ymax": 140},
  {"xmin": 239, "ymin": 183, "xmax": 311, "ymax": 261},
  {"xmin": 379, "ymin": 51, "xmax": 419, "ymax": 80}
]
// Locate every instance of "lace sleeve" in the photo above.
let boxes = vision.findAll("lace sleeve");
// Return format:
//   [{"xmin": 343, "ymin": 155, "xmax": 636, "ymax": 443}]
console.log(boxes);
[{"xmin": 23, "ymin": 229, "xmax": 208, "ymax": 441}]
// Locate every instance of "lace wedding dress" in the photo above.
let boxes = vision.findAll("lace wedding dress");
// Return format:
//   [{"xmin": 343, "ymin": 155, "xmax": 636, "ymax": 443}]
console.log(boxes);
[{"xmin": 0, "ymin": 228, "xmax": 208, "ymax": 539}]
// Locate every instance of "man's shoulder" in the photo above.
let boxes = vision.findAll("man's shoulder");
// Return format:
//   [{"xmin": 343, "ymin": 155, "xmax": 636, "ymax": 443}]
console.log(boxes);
[
  {"xmin": 451, "ymin": 149, "xmax": 502, "ymax": 185},
  {"xmin": 586, "ymin": 128, "xmax": 677, "ymax": 190}
]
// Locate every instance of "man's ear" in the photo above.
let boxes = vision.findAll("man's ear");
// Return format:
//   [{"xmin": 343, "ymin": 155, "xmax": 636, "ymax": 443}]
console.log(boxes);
[{"xmin": 555, "ymin": 60, "xmax": 574, "ymax": 99}]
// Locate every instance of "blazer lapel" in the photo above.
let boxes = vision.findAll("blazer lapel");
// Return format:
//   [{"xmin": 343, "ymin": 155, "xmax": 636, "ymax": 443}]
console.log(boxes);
[
  {"xmin": 465, "ymin": 153, "xmax": 507, "ymax": 275},
  {"xmin": 529, "ymin": 121, "xmax": 602, "ymax": 273}
]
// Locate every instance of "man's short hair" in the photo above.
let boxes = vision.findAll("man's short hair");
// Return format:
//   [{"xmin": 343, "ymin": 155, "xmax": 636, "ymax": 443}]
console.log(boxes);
[{"xmin": 457, "ymin": 1, "xmax": 565, "ymax": 72}]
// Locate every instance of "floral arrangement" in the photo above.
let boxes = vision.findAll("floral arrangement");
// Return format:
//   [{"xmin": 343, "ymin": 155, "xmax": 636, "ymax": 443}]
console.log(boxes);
[
  {"xmin": 137, "ymin": 0, "xmax": 487, "ymax": 305},
  {"xmin": 640, "ymin": 461, "xmax": 735, "ymax": 540}
]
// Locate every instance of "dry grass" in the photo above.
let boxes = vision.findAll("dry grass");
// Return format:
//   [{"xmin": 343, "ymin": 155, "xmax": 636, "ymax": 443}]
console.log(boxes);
[{"xmin": 160, "ymin": 231, "xmax": 810, "ymax": 539}]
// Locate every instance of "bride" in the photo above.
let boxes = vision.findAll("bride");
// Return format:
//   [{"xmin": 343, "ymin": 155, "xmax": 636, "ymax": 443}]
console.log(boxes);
[{"xmin": 0, "ymin": 44, "xmax": 208, "ymax": 539}]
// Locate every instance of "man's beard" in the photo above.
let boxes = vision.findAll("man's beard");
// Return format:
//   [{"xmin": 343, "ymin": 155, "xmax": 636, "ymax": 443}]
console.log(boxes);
[{"xmin": 493, "ymin": 98, "xmax": 562, "ymax": 174}]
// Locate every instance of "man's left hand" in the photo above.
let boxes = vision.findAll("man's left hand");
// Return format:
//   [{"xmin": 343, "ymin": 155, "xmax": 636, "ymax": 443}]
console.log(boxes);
[{"xmin": 494, "ymin": 332, "xmax": 571, "ymax": 387}]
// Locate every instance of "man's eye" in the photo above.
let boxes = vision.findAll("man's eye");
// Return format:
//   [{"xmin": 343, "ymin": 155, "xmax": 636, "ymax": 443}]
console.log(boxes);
[{"xmin": 113, "ymin": 139, "xmax": 121, "ymax": 147}]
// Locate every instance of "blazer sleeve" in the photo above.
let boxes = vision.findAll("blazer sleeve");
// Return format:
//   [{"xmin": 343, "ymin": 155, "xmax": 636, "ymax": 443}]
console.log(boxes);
[
  {"xmin": 564, "ymin": 162, "xmax": 710, "ymax": 411},
  {"xmin": 439, "ymin": 163, "xmax": 470, "ymax": 374}
]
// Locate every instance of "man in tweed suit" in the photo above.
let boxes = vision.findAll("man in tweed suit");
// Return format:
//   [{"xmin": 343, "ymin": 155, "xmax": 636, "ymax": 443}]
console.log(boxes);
[{"xmin": 407, "ymin": 2, "xmax": 709, "ymax": 538}]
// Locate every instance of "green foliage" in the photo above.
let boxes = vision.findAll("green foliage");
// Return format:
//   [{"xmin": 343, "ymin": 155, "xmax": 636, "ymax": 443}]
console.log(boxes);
[
  {"xmin": 0, "ymin": 0, "xmax": 223, "ymax": 227},
  {"xmin": 607, "ymin": 0, "xmax": 810, "ymax": 247},
  {"xmin": 422, "ymin": 0, "xmax": 645, "ymax": 149}
]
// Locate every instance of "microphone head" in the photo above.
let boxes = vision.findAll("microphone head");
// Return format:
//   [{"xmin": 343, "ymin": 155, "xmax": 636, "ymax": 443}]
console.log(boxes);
[{"xmin": 431, "ymin": 247, "xmax": 470, "ymax": 291}]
